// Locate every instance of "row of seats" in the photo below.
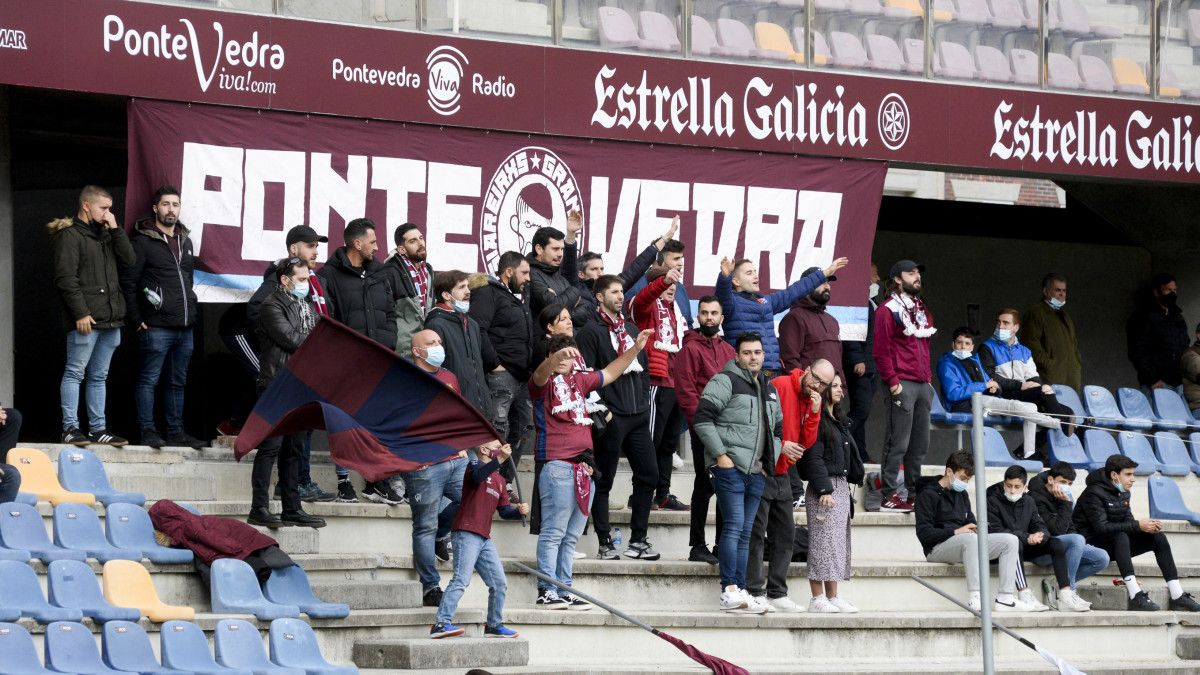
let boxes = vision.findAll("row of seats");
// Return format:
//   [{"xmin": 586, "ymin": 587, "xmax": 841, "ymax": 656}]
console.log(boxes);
[
  {"xmin": 9, "ymin": 447, "xmax": 143, "ymax": 507},
  {"xmin": 0, "ymin": 618, "xmax": 355, "ymax": 675},
  {"xmin": 0, "ymin": 501, "xmax": 191, "ymax": 564},
  {"xmin": 1055, "ymin": 385, "xmax": 1200, "ymax": 431},
  {"xmin": 0, "ymin": 556, "xmax": 346, "ymax": 625}
]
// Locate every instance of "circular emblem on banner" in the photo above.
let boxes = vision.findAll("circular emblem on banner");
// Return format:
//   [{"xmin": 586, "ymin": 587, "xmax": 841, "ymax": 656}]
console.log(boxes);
[
  {"xmin": 426, "ymin": 46, "xmax": 468, "ymax": 116},
  {"xmin": 877, "ymin": 93, "xmax": 910, "ymax": 151},
  {"xmin": 479, "ymin": 147, "xmax": 583, "ymax": 273}
]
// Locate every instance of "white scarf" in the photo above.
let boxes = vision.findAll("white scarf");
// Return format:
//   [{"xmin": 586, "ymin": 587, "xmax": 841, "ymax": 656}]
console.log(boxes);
[{"xmin": 889, "ymin": 292, "xmax": 937, "ymax": 338}]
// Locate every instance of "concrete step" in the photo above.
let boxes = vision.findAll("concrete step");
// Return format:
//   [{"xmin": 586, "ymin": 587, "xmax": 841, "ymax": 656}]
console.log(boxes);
[
  {"xmin": 353, "ymin": 637, "xmax": 529, "ymax": 669},
  {"xmin": 1178, "ymin": 632, "xmax": 1200, "ymax": 659},
  {"xmin": 358, "ymin": 658, "xmax": 1200, "ymax": 673}
]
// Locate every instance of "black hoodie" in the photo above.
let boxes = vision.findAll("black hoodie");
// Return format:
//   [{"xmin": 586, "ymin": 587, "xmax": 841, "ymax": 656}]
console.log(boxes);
[
  {"xmin": 986, "ymin": 480, "xmax": 1050, "ymax": 544},
  {"xmin": 914, "ymin": 477, "xmax": 976, "ymax": 556},
  {"xmin": 1028, "ymin": 470, "xmax": 1077, "ymax": 536},
  {"xmin": 1072, "ymin": 468, "xmax": 1139, "ymax": 541},
  {"xmin": 316, "ymin": 247, "xmax": 396, "ymax": 348}
]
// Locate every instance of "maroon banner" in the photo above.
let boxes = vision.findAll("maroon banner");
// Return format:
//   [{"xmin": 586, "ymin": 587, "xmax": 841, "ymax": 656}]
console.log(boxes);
[
  {"xmin": 3, "ymin": 0, "xmax": 1200, "ymax": 183},
  {"xmin": 126, "ymin": 99, "xmax": 885, "ymax": 338}
]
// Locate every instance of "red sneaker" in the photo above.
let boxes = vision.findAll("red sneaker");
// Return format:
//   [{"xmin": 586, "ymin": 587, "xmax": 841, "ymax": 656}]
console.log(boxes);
[{"xmin": 880, "ymin": 494, "xmax": 915, "ymax": 513}]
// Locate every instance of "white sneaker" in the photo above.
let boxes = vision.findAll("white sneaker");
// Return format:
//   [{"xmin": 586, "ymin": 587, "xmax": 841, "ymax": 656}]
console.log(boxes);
[
  {"xmin": 808, "ymin": 595, "xmax": 841, "ymax": 613},
  {"xmin": 720, "ymin": 585, "xmax": 748, "ymax": 612},
  {"xmin": 672, "ymin": 453, "xmax": 684, "ymax": 469},
  {"xmin": 737, "ymin": 589, "xmax": 768, "ymax": 615},
  {"xmin": 751, "ymin": 595, "xmax": 776, "ymax": 613},
  {"xmin": 573, "ymin": 550, "xmax": 586, "ymax": 559},
  {"xmin": 1057, "ymin": 589, "xmax": 1092, "ymax": 612},
  {"xmin": 967, "ymin": 596, "xmax": 982, "ymax": 612},
  {"xmin": 769, "ymin": 596, "xmax": 806, "ymax": 613},
  {"xmin": 993, "ymin": 598, "xmax": 1023, "ymax": 612},
  {"xmin": 1018, "ymin": 589, "xmax": 1050, "ymax": 612},
  {"xmin": 829, "ymin": 596, "xmax": 859, "ymax": 613}
]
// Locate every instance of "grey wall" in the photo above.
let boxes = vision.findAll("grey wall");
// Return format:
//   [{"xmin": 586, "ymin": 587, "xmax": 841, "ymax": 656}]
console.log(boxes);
[{"xmin": 862, "ymin": 229, "xmax": 1153, "ymax": 465}]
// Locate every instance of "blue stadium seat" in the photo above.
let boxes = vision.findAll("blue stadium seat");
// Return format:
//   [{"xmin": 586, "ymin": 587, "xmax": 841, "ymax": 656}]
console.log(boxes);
[
  {"xmin": 1117, "ymin": 432, "xmax": 1161, "ymax": 475},
  {"xmin": 0, "ymin": 605, "xmax": 18, "ymax": 622},
  {"xmin": 1147, "ymin": 476, "xmax": 1200, "ymax": 526},
  {"xmin": 1051, "ymin": 385, "xmax": 1085, "ymax": 424},
  {"xmin": 263, "ymin": 566, "xmax": 350, "ymax": 620},
  {"xmin": 1152, "ymin": 388, "xmax": 1197, "ymax": 429},
  {"xmin": 57, "ymin": 449, "xmax": 145, "ymax": 507},
  {"xmin": 973, "ymin": 426, "xmax": 1041, "ymax": 471},
  {"xmin": 0, "ymin": 502, "xmax": 87, "ymax": 562},
  {"xmin": 1081, "ymin": 429, "xmax": 1120, "ymax": 471},
  {"xmin": 1118, "ymin": 387, "xmax": 1185, "ymax": 431},
  {"xmin": 47, "ymin": 560, "xmax": 141, "ymax": 623},
  {"xmin": 53, "ymin": 503, "xmax": 143, "ymax": 563},
  {"xmin": 1046, "ymin": 429, "xmax": 1089, "ymax": 468},
  {"xmin": 1153, "ymin": 432, "xmax": 1199, "ymax": 476},
  {"xmin": 43, "ymin": 621, "xmax": 128, "ymax": 675},
  {"xmin": 0, "ymin": 622, "xmax": 56, "ymax": 675},
  {"xmin": 102, "ymin": 621, "xmax": 190, "ymax": 675},
  {"xmin": 1189, "ymin": 433, "xmax": 1200, "ymax": 468},
  {"xmin": 0, "ymin": 560, "xmax": 83, "ymax": 624},
  {"xmin": 211, "ymin": 559, "xmax": 301, "ymax": 620},
  {"xmin": 0, "ymin": 535, "xmax": 31, "ymax": 562},
  {"xmin": 1083, "ymin": 385, "xmax": 1150, "ymax": 430},
  {"xmin": 931, "ymin": 394, "xmax": 972, "ymax": 425},
  {"xmin": 213, "ymin": 619, "xmax": 306, "ymax": 675},
  {"xmin": 268, "ymin": 618, "xmax": 357, "ymax": 675},
  {"xmin": 160, "ymin": 621, "xmax": 255, "ymax": 675},
  {"xmin": 179, "ymin": 503, "xmax": 201, "ymax": 515},
  {"xmin": 16, "ymin": 493, "xmax": 37, "ymax": 505},
  {"xmin": 104, "ymin": 504, "xmax": 193, "ymax": 565}
]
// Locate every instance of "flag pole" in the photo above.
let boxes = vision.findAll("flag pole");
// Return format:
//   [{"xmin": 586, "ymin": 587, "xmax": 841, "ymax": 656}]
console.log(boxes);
[
  {"xmin": 971, "ymin": 391, "xmax": 996, "ymax": 675},
  {"xmin": 512, "ymin": 561, "xmax": 654, "ymax": 630}
]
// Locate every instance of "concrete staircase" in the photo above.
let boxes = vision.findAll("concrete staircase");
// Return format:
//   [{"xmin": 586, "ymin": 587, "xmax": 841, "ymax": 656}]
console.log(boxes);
[{"xmin": 11, "ymin": 440, "xmax": 1200, "ymax": 672}]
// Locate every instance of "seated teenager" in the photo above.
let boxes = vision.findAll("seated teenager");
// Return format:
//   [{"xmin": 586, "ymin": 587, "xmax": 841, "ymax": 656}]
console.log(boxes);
[
  {"xmin": 937, "ymin": 327, "xmax": 1060, "ymax": 461},
  {"xmin": 1026, "ymin": 462, "xmax": 1110, "ymax": 610},
  {"xmin": 916, "ymin": 450, "xmax": 1023, "ymax": 612},
  {"xmin": 1073, "ymin": 454, "xmax": 1200, "ymax": 612}
]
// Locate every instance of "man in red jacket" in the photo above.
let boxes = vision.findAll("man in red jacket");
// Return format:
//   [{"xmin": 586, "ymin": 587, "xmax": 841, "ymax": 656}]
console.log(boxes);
[
  {"xmin": 676, "ymin": 296, "xmax": 737, "ymax": 564},
  {"xmin": 872, "ymin": 260, "xmax": 936, "ymax": 513},
  {"xmin": 631, "ymin": 266, "xmax": 689, "ymax": 511}
]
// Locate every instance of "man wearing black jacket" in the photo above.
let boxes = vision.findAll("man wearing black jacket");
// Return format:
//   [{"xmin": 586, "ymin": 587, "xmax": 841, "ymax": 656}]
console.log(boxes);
[
  {"xmin": 1025, "ymin": 463, "xmax": 1109, "ymax": 610},
  {"xmin": 469, "ymin": 252, "xmax": 533, "ymax": 479},
  {"xmin": 122, "ymin": 186, "xmax": 204, "ymax": 450},
  {"xmin": 1073, "ymin": 454, "xmax": 1200, "ymax": 611},
  {"xmin": 425, "ymin": 270, "xmax": 497, "ymax": 421},
  {"xmin": 1126, "ymin": 273, "xmax": 1190, "ymax": 394},
  {"xmin": 528, "ymin": 211, "xmax": 587, "ymax": 327},
  {"xmin": 318, "ymin": 218, "xmax": 397, "ymax": 348},
  {"xmin": 578, "ymin": 275, "xmax": 660, "ymax": 561}
]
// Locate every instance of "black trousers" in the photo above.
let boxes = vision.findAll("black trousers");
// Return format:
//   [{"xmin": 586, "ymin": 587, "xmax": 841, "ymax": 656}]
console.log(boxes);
[
  {"xmin": 688, "ymin": 429, "xmax": 723, "ymax": 548},
  {"xmin": 252, "ymin": 432, "xmax": 302, "ymax": 513},
  {"xmin": 0, "ymin": 408, "xmax": 22, "ymax": 464},
  {"xmin": 1021, "ymin": 537, "xmax": 1070, "ymax": 590},
  {"xmin": 1093, "ymin": 530, "xmax": 1179, "ymax": 580},
  {"xmin": 845, "ymin": 369, "xmax": 876, "ymax": 462},
  {"xmin": 747, "ymin": 474, "xmax": 794, "ymax": 598},
  {"xmin": 593, "ymin": 410, "xmax": 658, "ymax": 544},
  {"xmin": 649, "ymin": 386, "xmax": 682, "ymax": 501}
]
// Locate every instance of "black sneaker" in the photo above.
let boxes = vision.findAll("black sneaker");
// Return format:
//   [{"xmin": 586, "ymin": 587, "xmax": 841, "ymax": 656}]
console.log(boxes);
[
  {"xmin": 1128, "ymin": 590, "xmax": 1160, "ymax": 611},
  {"xmin": 62, "ymin": 428, "xmax": 91, "ymax": 446},
  {"xmin": 247, "ymin": 507, "xmax": 288, "ymax": 528},
  {"xmin": 300, "ymin": 482, "xmax": 336, "ymax": 502},
  {"xmin": 562, "ymin": 593, "xmax": 592, "ymax": 611},
  {"xmin": 88, "ymin": 430, "xmax": 128, "ymax": 447},
  {"xmin": 535, "ymin": 589, "xmax": 568, "ymax": 609},
  {"xmin": 1170, "ymin": 592, "xmax": 1200, "ymax": 612},
  {"xmin": 623, "ymin": 540, "xmax": 661, "ymax": 561},
  {"xmin": 280, "ymin": 509, "xmax": 327, "ymax": 528},
  {"xmin": 658, "ymin": 495, "xmax": 689, "ymax": 511},
  {"xmin": 335, "ymin": 480, "xmax": 358, "ymax": 503},
  {"xmin": 597, "ymin": 539, "xmax": 619, "ymax": 560},
  {"xmin": 689, "ymin": 544, "xmax": 719, "ymax": 565},
  {"xmin": 362, "ymin": 480, "xmax": 404, "ymax": 505},
  {"xmin": 141, "ymin": 428, "xmax": 165, "ymax": 449},
  {"xmin": 435, "ymin": 537, "xmax": 452, "ymax": 562},
  {"xmin": 166, "ymin": 432, "xmax": 206, "ymax": 449},
  {"xmin": 422, "ymin": 586, "xmax": 444, "ymax": 608}
]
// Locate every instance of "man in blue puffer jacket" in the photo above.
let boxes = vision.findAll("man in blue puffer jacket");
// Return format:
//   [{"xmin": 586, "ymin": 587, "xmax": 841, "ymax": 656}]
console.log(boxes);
[{"xmin": 715, "ymin": 255, "xmax": 848, "ymax": 376}]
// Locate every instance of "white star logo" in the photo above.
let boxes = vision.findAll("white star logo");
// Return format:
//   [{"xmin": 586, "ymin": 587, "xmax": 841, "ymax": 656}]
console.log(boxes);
[{"xmin": 877, "ymin": 93, "xmax": 911, "ymax": 150}]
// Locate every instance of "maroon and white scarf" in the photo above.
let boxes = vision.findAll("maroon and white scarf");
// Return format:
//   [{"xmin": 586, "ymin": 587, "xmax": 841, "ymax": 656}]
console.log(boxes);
[
  {"xmin": 548, "ymin": 371, "xmax": 594, "ymax": 426},
  {"xmin": 653, "ymin": 297, "xmax": 686, "ymax": 353},
  {"xmin": 401, "ymin": 255, "xmax": 429, "ymax": 307},
  {"xmin": 597, "ymin": 306, "xmax": 644, "ymax": 373}
]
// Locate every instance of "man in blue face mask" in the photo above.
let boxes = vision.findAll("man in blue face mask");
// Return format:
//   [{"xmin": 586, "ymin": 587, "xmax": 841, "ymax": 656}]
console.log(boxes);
[
  {"xmin": 1022, "ymin": 273, "xmax": 1082, "ymax": 392},
  {"xmin": 916, "ymin": 451, "xmax": 1021, "ymax": 612}
]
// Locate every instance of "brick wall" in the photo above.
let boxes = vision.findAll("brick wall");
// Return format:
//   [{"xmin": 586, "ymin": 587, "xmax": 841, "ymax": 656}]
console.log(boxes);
[{"xmin": 943, "ymin": 172, "xmax": 1063, "ymax": 208}]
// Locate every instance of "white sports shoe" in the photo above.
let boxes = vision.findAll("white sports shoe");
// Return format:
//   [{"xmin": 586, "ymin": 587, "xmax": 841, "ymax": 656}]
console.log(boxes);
[
  {"xmin": 751, "ymin": 595, "xmax": 777, "ymax": 613},
  {"xmin": 671, "ymin": 453, "xmax": 684, "ymax": 469},
  {"xmin": 737, "ymin": 589, "xmax": 768, "ymax": 615},
  {"xmin": 829, "ymin": 596, "xmax": 859, "ymax": 613},
  {"xmin": 1018, "ymin": 589, "xmax": 1050, "ymax": 612},
  {"xmin": 967, "ymin": 596, "xmax": 982, "ymax": 612},
  {"xmin": 769, "ymin": 596, "xmax": 806, "ymax": 613},
  {"xmin": 1057, "ymin": 589, "xmax": 1092, "ymax": 612},
  {"xmin": 720, "ymin": 585, "xmax": 748, "ymax": 612},
  {"xmin": 808, "ymin": 595, "xmax": 841, "ymax": 613},
  {"xmin": 993, "ymin": 598, "xmax": 1024, "ymax": 612}
]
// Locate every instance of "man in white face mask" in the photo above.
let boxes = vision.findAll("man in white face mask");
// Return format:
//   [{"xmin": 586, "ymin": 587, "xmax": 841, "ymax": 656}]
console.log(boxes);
[{"xmin": 1022, "ymin": 273, "xmax": 1082, "ymax": 392}]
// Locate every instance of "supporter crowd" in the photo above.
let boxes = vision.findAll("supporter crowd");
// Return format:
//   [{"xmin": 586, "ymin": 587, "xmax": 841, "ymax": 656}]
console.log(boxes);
[{"xmin": 9, "ymin": 183, "xmax": 1198, "ymax": 639}]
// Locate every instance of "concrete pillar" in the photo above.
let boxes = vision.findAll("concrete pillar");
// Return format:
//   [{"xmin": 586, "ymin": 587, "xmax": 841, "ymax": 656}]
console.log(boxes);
[{"xmin": 0, "ymin": 86, "xmax": 13, "ymax": 403}]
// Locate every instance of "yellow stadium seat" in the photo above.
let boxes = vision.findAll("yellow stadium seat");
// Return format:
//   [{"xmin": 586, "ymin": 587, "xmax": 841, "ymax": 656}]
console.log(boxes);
[
  {"xmin": 1111, "ymin": 58, "xmax": 1150, "ymax": 95},
  {"xmin": 7, "ymin": 448, "xmax": 96, "ymax": 505},
  {"xmin": 754, "ymin": 22, "xmax": 827, "ymax": 65},
  {"xmin": 886, "ymin": 0, "xmax": 954, "ymax": 21},
  {"xmin": 102, "ymin": 559, "xmax": 196, "ymax": 622}
]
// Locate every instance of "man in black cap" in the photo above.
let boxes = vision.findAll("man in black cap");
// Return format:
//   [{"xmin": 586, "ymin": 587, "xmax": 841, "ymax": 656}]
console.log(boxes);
[{"xmin": 872, "ymin": 260, "xmax": 936, "ymax": 513}]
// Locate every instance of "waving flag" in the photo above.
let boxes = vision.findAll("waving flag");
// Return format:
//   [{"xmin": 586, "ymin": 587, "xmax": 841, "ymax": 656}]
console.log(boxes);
[{"xmin": 234, "ymin": 318, "xmax": 500, "ymax": 481}]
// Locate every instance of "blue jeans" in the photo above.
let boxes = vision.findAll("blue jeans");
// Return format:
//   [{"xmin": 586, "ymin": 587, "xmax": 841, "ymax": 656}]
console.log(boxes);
[
  {"xmin": 135, "ymin": 327, "xmax": 194, "ymax": 435},
  {"xmin": 0, "ymin": 463, "xmax": 20, "ymax": 504},
  {"xmin": 436, "ymin": 531, "xmax": 507, "ymax": 627},
  {"xmin": 711, "ymin": 466, "xmax": 766, "ymax": 589},
  {"xmin": 404, "ymin": 456, "xmax": 467, "ymax": 591},
  {"xmin": 536, "ymin": 460, "xmax": 593, "ymax": 593},
  {"xmin": 61, "ymin": 328, "xmax": 121, "ymax": 432},
  {"xmin": 1033, "ymin": 533, "xmax": 1110, "ymax": 589}
]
